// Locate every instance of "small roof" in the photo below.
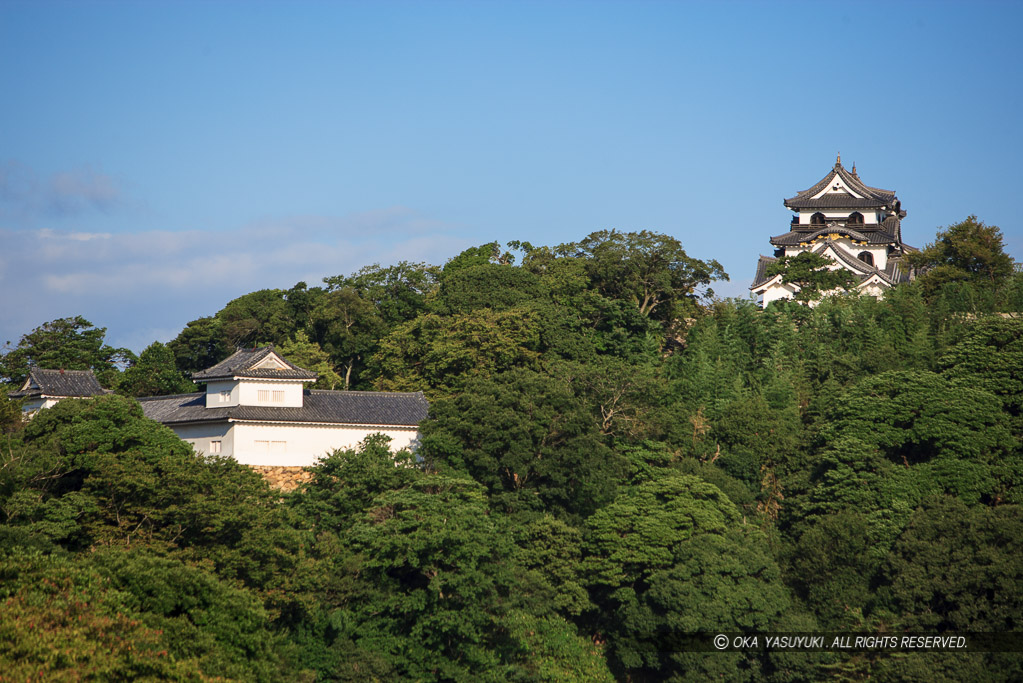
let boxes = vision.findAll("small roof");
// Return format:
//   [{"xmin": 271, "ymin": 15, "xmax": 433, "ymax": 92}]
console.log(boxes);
[
  {"xmin": 769, "ymin": 225, "xmax": 905, "ymax": 248},
  {"xmin": 751, "ymin": 254, "xmax": 778, "ymax": 289},
  {"xmin": 784, "ymin": 160, "xmax": 897, "ymax": 211},
  {"xmin": 9, "ymin": 368, "xmax": 110, "ymax": 399},
  {"xmin": 191, "ymin": 347, "xmax": 318, "ymax": 382},
  {"xmin": 139, "ymin": 389, "xmax": 430, "ymax": 427},
  {"xmin": 769, "ymin": 226, "xmax": 900, "ymax": 248}
]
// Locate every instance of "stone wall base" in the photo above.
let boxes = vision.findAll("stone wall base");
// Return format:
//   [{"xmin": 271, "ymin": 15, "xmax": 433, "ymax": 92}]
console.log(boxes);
[{"xmin": 249, "ymin": 465, "xmax": 314, "ymax": 492}]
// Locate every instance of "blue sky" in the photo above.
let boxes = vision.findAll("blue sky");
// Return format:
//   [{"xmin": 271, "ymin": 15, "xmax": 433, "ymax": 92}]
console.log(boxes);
[{"xmin": 2, "ymin": 0, "xmax": 1021, "ymax": 353}]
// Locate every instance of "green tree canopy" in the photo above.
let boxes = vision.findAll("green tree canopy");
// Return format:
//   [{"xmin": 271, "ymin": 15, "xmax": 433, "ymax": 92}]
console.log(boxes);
[
  {"xmin": 880, "ymin": 496, "xmax": 1023, "ymax": 633},
  {"xmin": 2, "ymin": 395, "xmax": 307, "ymax": 591},
  {"xmin": 276, "ymin": 331, "xmax": 344, "ymax": 390},
  {"xmin": 0, "ymin": 316, "xmax": 133, "ymax": 387},
  {"xmin": 345, "ymin": 476, "xmax": 518, "ymax": 680},
  {"xmin": 420, "ymin": 368, "xmax": 627, "ymax": 520},
  {"xmin": 372, "ymin": 308, "xmax": 544, "ymax": 395},
  {"xmin": 216, "ymin": 289, "xmax": 295, "ymax": 348},
  {"xmin": 558, "ymin": 230, "xmax": 727, "ymax": 321},
  {"xmin": 939, "ymin": 317, "xmax": 1023, "ymax": 434},
  {"xmin": 764, "ymin": 250, "xmax": 857, "ymax": 303},
  {"xmin": 324, "ymin": 261, "xmax": 440, "ymax": 326},
  {"xmin": 908, "ymin": 215, "xmax": 1015, "ymax": 295},
  {"xmin": 167, "ymin": 316, "xmax": 231, "ymax": 375},
  {"xmin": 582, "ymin": 473, "xmax": 788, "ymax": 680},
  {"xmin": 309, "ymin": 288, "xmax": 386, "ymax": 390},
  {"xmin": 432, "ymin": 263, "xmax": 548, "ymax": 315},
  {"xmin": 117, "ymin": 342, "xmax": 194, "ymax": 397}
]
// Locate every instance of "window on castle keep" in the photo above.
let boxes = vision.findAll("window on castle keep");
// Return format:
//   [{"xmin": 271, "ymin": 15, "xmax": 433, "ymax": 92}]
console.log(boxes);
[{"xmin": 858, "ymin": 251, "xmax": 874, "ymax": 266}]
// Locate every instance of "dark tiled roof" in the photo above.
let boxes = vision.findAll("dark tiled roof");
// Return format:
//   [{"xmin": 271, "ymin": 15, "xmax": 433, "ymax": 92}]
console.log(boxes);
[
  {"xmin": 191, "ymin": 347, "xmax": 318, "ymax": 381},
  {"xmin": 784, "ymin": 195, "xmax": 888, "ymax": 209},
  {"xmin": 9, "ymin": 368, "xmax": 109, "ymax": 399},
  {"xmin": 811, "ymin": 240, "xmax": 877, "ymax": 277},
  {"xmin": 769, "ymin": 227, "xmax": 901, "ymax": 247},
  {"xmin": 784, "ymin": 161, "xmax": 897, "ymax": 211},
  {"xmin": 808, "ymin": 240, "xmax": 911, "ymax": 287},
  {"xmin": 751, "ymin": 240, "xmax": 909, "ymax": 293},
  {"xmin": 138, "ymin": 389, "xmax": 429, "ymax": 427},
  {"xmin": 880, "ymin": 215, "xmax": 916, "ymax": 251},
  {"xmin": 751, "ymin": 255, "xmax": 778, "ymax": 289}
]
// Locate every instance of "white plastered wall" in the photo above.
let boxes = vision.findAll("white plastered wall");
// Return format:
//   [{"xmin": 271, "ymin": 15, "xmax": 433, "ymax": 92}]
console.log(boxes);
[
  {"xmin": 22, "ymin": 396, "xmax": 88, "ymax": 415},
  {"xmin": 173, "ymin": 422, "xmax": 235, "ymax": 458},
  {"xmin": 785, "ymin": 240, "xmax": 888, "ymax": 271},
  {"xmin": 811, "ymin": 173, "xmax": 862, "ymax": 199},
  {"xmin": 231, "ymin": 422, "xmax": 420, "ymax": 467},
  {"xmin": 236, "ymin": 380, "xmax": 305, "ymax": 407},
  {"xmin": 205, "ymin": 380, "xmax": 240, "ymax": 408},
  {"xmin": 798, "ymin": 210, "xmax": 879, "ymax": 226}
]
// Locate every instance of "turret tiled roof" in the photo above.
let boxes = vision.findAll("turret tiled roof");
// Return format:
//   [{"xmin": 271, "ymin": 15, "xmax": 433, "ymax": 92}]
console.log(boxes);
[
  {"xmin": 784, "ymin": 195, "xmax": 889, "ymax": 210},
  {"xmin": 769, "ymin": 226, "xmax": 902, "ymax": 247},
  {"xmin": 751, "ymin": 255, "xmax": 779, "ymax": 289},
  {"xmin": 784, "ymin": 161, "xmax": 897, "ymax": 211},
  {"xmin": 9, "ymin": 368, "xmax": 110, "ymax": 399},
  {"xmin": 191, "ymin": 347, "xmax": 318, "ymax": 381},
  {"xmin": 138, "ymin": 390, "xmax": 429, "ymax": 427}
]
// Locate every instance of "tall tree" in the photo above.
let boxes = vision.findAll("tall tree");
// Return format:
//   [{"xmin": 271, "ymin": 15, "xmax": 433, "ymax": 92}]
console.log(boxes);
[
  {"xmin": 0, "ymin": 316, "xmax": 132, "ymax": 387},
  {"xmin": 276, "ymin": 331, "xmax": 344, "ymax": 390},
  {"xmin": 372, "ymin": 308, "xmax": 543, "ymax": 395},
  {"xmin": 432, "ymin": 264, "xmax": 547, "ymax": 315},
  {"xmin": 582, "ymin": 473, "xmax": 789, "ymax": 680},
  {"xmin": 420, "ymin": 367, "xmax": 627, "ymax": 520},
  {"xmin": 167, "ymin": 316, "xmax": 231, "ymax": 375},
  {"xmin": 346, "ymin": 476, "xmax": 519, "ymax": 680},
  {"xmin": 324, "ymin": 261, "xmax": 440, "ymax": 327},
  {"xmin": 558, "ymin": 230, "xmax": 727, "ymax": 321},
  {"xmin": 908, "ymin": 216, "xmax": 1015, "ymax": 296},
  {"xmin": 117, "ymin": 342, "xmax": 194, "ymax": 397},
  {"xmin": 216, "ymin": 289, "xmax": 295, "ymax": 348},
  {"xmin": 309, "ymin": 288, "xmax": 385, "ymax": 390}
]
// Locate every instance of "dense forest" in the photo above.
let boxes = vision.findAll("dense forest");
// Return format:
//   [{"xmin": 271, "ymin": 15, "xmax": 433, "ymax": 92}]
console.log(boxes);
[{"xmin": 1, "ymin": 217, "xmax": 1021, "ymax": 681}]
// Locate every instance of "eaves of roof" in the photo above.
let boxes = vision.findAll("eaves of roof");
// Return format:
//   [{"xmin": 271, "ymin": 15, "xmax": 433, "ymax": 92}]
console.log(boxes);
[
  {"xmin": 138, "ymin": 389, "xmax": 430, "ymax": 427},
  {"xmin": 8, "ymin": 368, "xmax": 109, "ymax": 399},
  {"xmin": 784, "ymin": 162, "xmax": 896, "ymax": 207},
  {"xmin": 769, "ymin": 228, "xmax": 900, "ymax": 247},
  {"xmin": 192, "ymin": 347, "xmax": 318, "ymax": 381},
  {"xmin": 751, "ymin": 254, "xmax": 778, "ymax": 289}
]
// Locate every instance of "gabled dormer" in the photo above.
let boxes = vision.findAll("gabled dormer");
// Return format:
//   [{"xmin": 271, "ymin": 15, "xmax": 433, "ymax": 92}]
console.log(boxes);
[{"xmin": 191, "ymin": 347, "xmax": 318, "ymax": 409}]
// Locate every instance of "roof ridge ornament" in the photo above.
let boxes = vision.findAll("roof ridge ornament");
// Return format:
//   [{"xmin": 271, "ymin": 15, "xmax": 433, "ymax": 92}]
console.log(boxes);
[{"xmin": 836, "ymin": 152, "xmax": 841, "ymax": 166}]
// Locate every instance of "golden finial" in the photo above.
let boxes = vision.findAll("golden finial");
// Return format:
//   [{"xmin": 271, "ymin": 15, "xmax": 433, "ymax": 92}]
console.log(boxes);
[
  {"xmin": 852, "ymin": 162, "xmax": 857, "ymax": 177},
  {"xmin": 837, "ymin": 152, "xmax": 841, "ymax": 164}
]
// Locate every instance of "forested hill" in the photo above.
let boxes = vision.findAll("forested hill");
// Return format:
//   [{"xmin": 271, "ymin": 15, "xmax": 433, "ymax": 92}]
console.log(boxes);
[{"xmin": 1, "ymin": 219, "xmax": 1021, "ymax": 681}]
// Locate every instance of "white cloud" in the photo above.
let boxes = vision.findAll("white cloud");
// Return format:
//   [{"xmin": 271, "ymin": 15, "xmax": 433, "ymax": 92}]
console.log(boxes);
[
  {"xmin": 1, "ymin": 207, "xmax": 471, "ymax": 353},
  {"xmin": 0, "ymin": 161, "xmax": 122, "ymax": 219}
]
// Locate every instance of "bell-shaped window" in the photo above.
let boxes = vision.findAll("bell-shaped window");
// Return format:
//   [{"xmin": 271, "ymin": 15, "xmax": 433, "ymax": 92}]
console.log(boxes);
[
  {"xmin": 848, "ymin": 211, "xmax": 864, "ymax": 226},
  {"xmin": 810, "ymin": 212, "xmax": 826, "ymax": 226},
  {"xmin": 858, "ymin": 251, "xmax": 874, "ymax": 267}
]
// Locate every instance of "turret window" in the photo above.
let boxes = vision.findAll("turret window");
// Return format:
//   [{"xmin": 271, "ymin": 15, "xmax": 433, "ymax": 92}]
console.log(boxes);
[
  {"xmin": 858, "ymin": 251, "xmax": 874, "ymax": 266},
  {"xmin": 848, "ymin": 212, "xmax": 864, "ymax": 226},
  {"xmin": 810, "ymin": 212, "xmax": 826, "ymax": 226},
  {"xmin": 257, "ymin": 389, "xmax": 286, "ymax": 403}
]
